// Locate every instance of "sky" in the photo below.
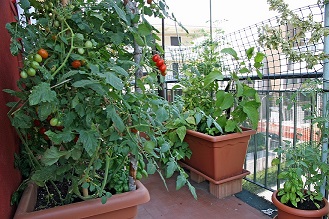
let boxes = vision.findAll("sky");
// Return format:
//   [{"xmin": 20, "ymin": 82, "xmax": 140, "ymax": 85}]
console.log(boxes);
[{"xmin": 152, "ymin": 0, "xmax": 319, "ymax": 33}]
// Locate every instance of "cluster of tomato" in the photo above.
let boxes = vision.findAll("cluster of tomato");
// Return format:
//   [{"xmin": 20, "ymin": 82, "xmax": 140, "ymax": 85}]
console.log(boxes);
[
  {"xmin": 71, "ymin": 40, "xmax": 93, "ymax": 69},
  {"xmin": 20, "ymin": 49, "xmax": 49, "ymax": 78},
  {"xmin": 33, "ymin": 114, "xmax": 79, "ymax": 143},
  {"xmin": 152, "ymin": 54, "xmax": 167, "ymax": 76}
]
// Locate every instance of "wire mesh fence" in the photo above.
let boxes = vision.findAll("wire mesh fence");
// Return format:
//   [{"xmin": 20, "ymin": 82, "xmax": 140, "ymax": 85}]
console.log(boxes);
[{"xmin": 163, "ymin": 3, "xmax": 326, "ymax": 195}]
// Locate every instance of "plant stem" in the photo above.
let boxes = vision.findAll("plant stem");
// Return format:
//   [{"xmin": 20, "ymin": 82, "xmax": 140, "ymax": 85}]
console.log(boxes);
[{"xmin": 51, "ymin": 21, "xmax": 74, "ymax": 77}]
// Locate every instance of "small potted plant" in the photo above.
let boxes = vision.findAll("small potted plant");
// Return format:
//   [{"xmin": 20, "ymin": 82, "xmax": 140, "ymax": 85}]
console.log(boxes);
[
  {"xmin": 174, "ymin": 33, "xmax": 265, "ymax": 198},
  {"xmin": 271, "ymin": 140, "xmax": 329, "ymax": 219},
  {"xmin": 5, "ymin": 0, "xmax": 195, "ymax": 218}
]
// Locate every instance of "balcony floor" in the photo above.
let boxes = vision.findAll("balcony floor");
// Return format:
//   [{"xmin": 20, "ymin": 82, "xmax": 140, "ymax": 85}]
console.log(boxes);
[{"xmin": 137, "ymin": 172, "xmax": 274, "ymax": 219}]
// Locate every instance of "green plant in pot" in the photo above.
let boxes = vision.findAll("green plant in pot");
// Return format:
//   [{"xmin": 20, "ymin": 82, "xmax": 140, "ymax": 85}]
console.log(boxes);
[
  {"xmin": 271, "ymin": 140, "xmax": 329, "ymax": 219},
  {"xmin": 4, "ymin": 0, "xmax": 195, "ymax": 218},
  {"xmin": 258, "ymin": 0, "xmax": 329, "ymax": 218},
  {"xmin": 173, "ymin": 32, "xmax": 265, "ymax": 198}
]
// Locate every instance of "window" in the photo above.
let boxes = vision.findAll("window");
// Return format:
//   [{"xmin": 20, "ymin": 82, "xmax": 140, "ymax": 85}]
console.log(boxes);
[
  {"xmin": 170, "ymin": 36, "xmax": 181, "ymax": 46},
  {"xmin": 172, "ymin": 63, "xmax": 179, "ymax": 77}
]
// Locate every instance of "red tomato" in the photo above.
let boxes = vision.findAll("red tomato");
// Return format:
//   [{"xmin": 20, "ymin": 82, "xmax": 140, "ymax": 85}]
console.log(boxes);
[
  {"xmin": 156, "ymin": 59, "xmax": 164, "ymax": 67},
  {"xmin": 152, "ymin": 54, "xmax": 160, "ymax": 62},
  {"xmin": 71, "ymin": 60, "xmax": 81, "ymax": 69},
  {"xmin": 39, "ymin": 127, "xmax": 46, "ymax": 135},
  {"xmin": 38, "ymin": 49, "xmax": 49, "ymax": 59},
  {"xmin": 34, "ymin": 120, "xmax": 42, "ymax": 127},
  {"xmin": 147, "ymin": 0, "xmax": 152, "ymax": 4},
  {"xmin": 159, "ymin": 64, "xmax": 167, "ymax": 75},
  {"xmin": 74, "ymin": 135, "xmax": 79, "ymax": 143}
]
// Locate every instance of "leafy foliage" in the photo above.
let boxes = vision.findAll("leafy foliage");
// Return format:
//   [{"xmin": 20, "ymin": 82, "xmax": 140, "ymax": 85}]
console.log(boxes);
[
  {"xmin": 6, "ymin": 0, "xmax": 196, "ymax": 207},
  {"xmin": 177, "ymin": 34, "xmax": 265, "ymax": 135}
]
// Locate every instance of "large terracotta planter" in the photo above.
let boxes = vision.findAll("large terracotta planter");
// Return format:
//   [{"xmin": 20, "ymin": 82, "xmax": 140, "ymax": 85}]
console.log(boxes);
[
  {"xmin": 14, "ymin": 180, "xmax": 150, "ymax": 219},
  {"xmin": 272, "ymin": 190, "xmax": 329, "ymax": 219},
  {"xmin": 182, "ymin": 128, "xmax": 256, "ymax": 181}
]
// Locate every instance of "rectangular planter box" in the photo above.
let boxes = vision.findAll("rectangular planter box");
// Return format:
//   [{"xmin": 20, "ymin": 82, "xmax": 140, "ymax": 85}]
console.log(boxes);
[
  {"xmin": 182, "ymin": 128, "xmax": 255, "ymax": 181},
  {"xmin": 14, "ymin": 181, "xmax": 150, "ymax": 219}
]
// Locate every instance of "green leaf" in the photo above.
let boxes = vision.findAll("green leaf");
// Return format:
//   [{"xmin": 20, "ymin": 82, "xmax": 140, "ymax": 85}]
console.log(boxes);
[
  {"xmin": 111, "ymin": 66, "xmax": 129, "ymax": 77},
  {"xmin": 29, "ymin": 82, "xmax": 57, "ymax": 106},
  {"xmin": 176, "ymin": 126, "xmax": 187, "ymax": 142},
  {"xmin": 31, "ymin": 166, "xmax": 58, "ymax": 187},
  {"xmin": 239, "ymin": 67, "xmax": 250, "ymax": 73},
  {"xmin": 78, "ymin": 129, "xmax": 99, "ymax": 157},
  {"xmin": 246, "ymin": 47, "xmax": 254, "ymax": 60},
  {"xmin": 38, "ymin": 102, "xmax": 57, "ymax": 121},
  {"xmin": 104, "ymin": 72, "xmax": 124, "ymax": 90},
  {"xmin": 204, "ymin": 70, "xmax": 223, "ymax": 86},
  {"xmin": 221, "ymin": 48, "xmax": 238, "ymax": 60},
  {"xmin": 106, "ymin": 106, "xmax": 125, "ymax": 132},
  {"xmin": 11, "ymin": 111, "xmax": 31, "ymax": 129},
  {"xmin": 144, "ymin": 141, "xmax": 156, "ymax": 153},
  {"xmin": 242, "ymin": 101, "xmax": 260, "ymax": 129},
  {"xmin": 72, "ymin": 79, "xmax": 96, "ymax": 88},
  {"xmin": 138, "ymin": 23, "xmax": 152, "ymax": 36},
  {"xmin": 166, "ymin": 161, "xmax": 176, "ymax": 178},
  {"xmin": 110, "ymin": 2, "xmax": 128, "ymax": 24},
  {"xmin": 216, "ymin": 91, "xmax": 234, "ymax": 110},
  {"xmin": 176, "ymin": 174, "xmax": 186, "ymax": 190},
  {"xmin": 41, "ymin": 146, "xmax": 68, "ymax": 166},
  {"xmin": 254, "ymin": 52, "xmax": 266, "ymax": 63},
  {"xmin": 187, "ymin": 181, "xmax": 197, "ymax": 199},
  {"xmin": 133, "ymin": 33, "xmax": 145, "ymax": 46},
  {"xmin": 160, "ymin": 142, "xmax": 170, "ymax": 153},
  {"xmin": 225, "ymin": 120, "xmax": 238, "ymax": 133},
  {"xmin": 147, "ymin": 162, "xmax": 156, "ymax": 174},
  {"xmin": 185, "ymin": 116, "xmax": 196, "ymax": 125},
  {"xmin": 91, "ymin": 12, "xmax": 105, "ymax": 21},
  {"xmin": 156, "ymin": 107, "xmax": 169, "ymax": 123}
]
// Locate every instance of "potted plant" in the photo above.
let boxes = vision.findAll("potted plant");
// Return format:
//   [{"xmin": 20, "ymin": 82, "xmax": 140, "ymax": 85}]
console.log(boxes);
[
  {"xmin": 271, "ymin": 140, "xmax": 329, "ymax": 219},
  {"xmin": 174, "ymin": 33, "xmax": 265, "ymax": 198},
  {"xmin": 5, "ymin": 0, "xmax": 195, "ymax": 218}
]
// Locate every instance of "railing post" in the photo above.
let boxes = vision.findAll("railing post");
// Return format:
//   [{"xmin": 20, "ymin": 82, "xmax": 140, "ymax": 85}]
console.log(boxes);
[{"xmin": 321, "ymin": 2, "xmax": 329, "ymax": 197}]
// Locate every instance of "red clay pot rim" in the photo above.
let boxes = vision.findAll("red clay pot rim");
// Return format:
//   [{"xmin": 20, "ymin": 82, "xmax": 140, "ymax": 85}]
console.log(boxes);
[
  {"xmin": 272, "ymin": 190, "xmax": 329, "ymax": 217},
  {"xmin": 186, "ymin": 128, "xmax": 256, "ymax": 143},
  {"xmin": 14, "ymin": 180, "xmax": 150, "ymax": 219}
]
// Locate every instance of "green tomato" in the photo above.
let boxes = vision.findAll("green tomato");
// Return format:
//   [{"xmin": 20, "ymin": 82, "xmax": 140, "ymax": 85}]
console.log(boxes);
[
  {"xmin": 20, "ymin": 71, "xmax": 28, "ymax": 78},
  {"xmin": 78, "ymin": 48, "xmax": 85, "ymax": 54},
  {"xmin": 31, "ymin": 61, "xmax": 40, "ymax": 69},
  {"xmin": 34, "ymin": 54, "xmax": 43, "ymax": 63},
  {"xmin": 84, "ymin": 40, "xmax": 93, "ymax": 48},
  {"xmin": 50, "ymin": 118, "xmax": 59, "ymax": 126},
  {"xmin": 54, "ymin": 20, "xmax": 60, "ymax": 27},
  {"xmin": 27, "ymin": 68, "xmax": 36, "ymax": 76}
]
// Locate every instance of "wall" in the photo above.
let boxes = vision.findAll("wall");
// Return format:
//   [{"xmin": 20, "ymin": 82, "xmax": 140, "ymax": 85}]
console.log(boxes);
[{"xmin": 0, "ymin": 0, "xmax": 22, "ymax": 218}]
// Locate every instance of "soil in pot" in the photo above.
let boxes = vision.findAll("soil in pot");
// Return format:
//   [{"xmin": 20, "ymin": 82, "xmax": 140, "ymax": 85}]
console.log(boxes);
[{"xmin": 276, "ymin": 193, "xmax": 325, "ymax": 210}]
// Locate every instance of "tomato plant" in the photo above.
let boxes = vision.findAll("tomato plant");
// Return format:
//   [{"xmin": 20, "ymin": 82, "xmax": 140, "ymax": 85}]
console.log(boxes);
[
  {"xmin": 5, "ymin": 0, "xmax": 196, "ymax": 208},
  {"xmin": 71, "ymin": 60, "xmax": 81, "ymax": 69}
]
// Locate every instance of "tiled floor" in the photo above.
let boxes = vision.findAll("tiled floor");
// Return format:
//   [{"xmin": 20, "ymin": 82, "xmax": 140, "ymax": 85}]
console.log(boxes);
[{"xmin": 137, "ymin": 172, "xmax": 272, "ymax": 219}]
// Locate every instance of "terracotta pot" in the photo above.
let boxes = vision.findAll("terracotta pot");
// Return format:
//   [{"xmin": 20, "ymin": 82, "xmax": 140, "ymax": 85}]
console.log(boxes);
[
  {"xmin": 182, "ymin": 128, "xmax": 255, "ymax": 181},
  {"xmin": 272, "ymin": 190, "xmax": 329, "ymax": 219},
  {"xmin": 14, "ymin": 180, "xmax": 150, "ymax": 219}
]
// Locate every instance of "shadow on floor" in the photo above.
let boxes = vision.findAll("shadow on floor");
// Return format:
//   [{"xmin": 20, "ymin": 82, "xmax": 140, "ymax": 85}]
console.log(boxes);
[{"xmin": 137, "ymin": 171, "xmax": 275, "ymax": 219}]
